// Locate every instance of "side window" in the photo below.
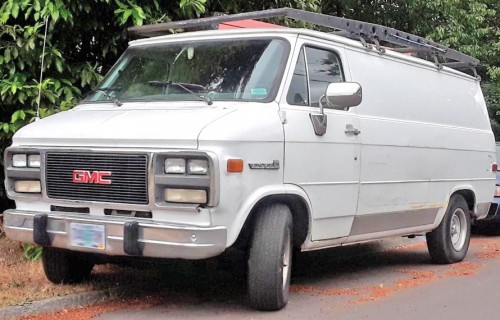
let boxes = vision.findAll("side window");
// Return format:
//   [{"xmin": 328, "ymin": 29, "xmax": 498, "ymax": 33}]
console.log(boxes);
[
  {"xmin": 286, "ymin": 46, "xmax": 345, "ymax": 107},
  {"xmin": 305, "ymin": 46, "xmax": 345, "ymax": 107},
  {"xmin": 286, "ymin": 49, "xmax": 309, "ymax": 106}
]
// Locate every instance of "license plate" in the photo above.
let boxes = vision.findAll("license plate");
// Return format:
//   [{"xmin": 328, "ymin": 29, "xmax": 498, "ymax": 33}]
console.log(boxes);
[{"xmin": 70, "ymin": 223, "xmax": 105, "ymax": 250}]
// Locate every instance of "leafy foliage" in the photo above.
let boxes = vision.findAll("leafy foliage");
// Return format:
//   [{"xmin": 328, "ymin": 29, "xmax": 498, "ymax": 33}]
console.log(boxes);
[
  {"xmin": 0, "ymin": 0, "xmax": 179, "ymax": 210},
  {"xmin": 180, "ymin": 0, "xmax": 207, "ymax": 18}
]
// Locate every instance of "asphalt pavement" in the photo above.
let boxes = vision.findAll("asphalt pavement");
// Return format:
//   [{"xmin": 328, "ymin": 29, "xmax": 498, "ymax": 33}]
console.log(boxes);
[
  {"xmin": 91, "ymin": 234, "xmax": 500, "ymax": 320},
  {"xmin": 335, "ymin": 259, "xmax": 500, "ymax": 320}
]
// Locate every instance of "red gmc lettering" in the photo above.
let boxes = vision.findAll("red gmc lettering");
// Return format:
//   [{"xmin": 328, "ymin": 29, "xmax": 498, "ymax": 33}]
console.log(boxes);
[{"xmin": 72, "ymin": 170, "xmax": 112, "ymax": 185}]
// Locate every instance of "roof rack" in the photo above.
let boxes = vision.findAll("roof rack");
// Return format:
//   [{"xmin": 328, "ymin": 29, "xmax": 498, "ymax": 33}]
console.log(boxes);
[{"xmin": 128, "ymin": 7, "xmax": 479, "ymax": 75}]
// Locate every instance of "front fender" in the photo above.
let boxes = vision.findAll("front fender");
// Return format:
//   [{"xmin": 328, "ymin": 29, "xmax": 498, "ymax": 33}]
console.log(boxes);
[{"xmin": 220, "ymin": 183, "xmax": 313, "ymax": 247}]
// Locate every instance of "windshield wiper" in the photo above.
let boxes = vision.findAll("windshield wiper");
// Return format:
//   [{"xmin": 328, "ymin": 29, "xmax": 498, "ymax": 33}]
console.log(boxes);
[
  {"xmin": 148, "ymin": 81, "xmax": 213, "ymax": 106},
  {"xmin": 95, "ymin": 87, "xmax": 123, "ymax": 106}
]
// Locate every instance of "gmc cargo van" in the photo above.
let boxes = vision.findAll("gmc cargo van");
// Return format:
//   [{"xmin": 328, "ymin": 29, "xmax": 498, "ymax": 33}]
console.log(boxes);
[{"xmin": 3, "ymin": 8, "xmax": 496, "ymax": 311}]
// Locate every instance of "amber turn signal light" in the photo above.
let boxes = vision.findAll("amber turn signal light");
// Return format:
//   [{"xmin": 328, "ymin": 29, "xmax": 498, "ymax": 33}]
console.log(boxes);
[{"xmin": 227, "ymin": 159, "xmax": 244, "ymax": 173}]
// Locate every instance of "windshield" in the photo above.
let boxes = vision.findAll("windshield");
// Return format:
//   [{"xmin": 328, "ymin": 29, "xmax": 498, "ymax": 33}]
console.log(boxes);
[{"xmin": 83, "ymin": 38, "xmax": 290, "ymax": 104}]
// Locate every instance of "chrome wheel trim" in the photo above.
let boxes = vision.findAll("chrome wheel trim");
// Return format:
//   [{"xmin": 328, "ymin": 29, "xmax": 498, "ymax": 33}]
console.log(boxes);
[{"xmin": 450, "ymin": 208, "xmax": 467, "ymax": 251}]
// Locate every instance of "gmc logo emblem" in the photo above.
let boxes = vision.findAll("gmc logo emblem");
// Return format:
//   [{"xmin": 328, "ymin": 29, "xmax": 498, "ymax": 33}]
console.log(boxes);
[{"xmin": 72, "ymin": 170, "xmax": 112, "ymax": 185}]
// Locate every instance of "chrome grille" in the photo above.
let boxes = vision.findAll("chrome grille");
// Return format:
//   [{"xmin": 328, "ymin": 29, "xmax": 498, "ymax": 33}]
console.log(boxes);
[{"xmin": 45, "ymin": 153, "xmax": 148, "ymax": 205}]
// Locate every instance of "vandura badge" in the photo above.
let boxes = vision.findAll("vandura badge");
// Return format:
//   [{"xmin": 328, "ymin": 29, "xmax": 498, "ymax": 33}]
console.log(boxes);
[
  {"xmin": 72, "ymin": 170, "xmax": 112, "ymax": 185},
  {"xmin": 248, "ymin": 160, "xmax": 280, "ymax": 170}
]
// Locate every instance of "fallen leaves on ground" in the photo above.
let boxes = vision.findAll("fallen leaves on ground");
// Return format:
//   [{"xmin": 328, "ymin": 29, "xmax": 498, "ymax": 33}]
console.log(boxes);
[{"xmin": 18, "ymin": 296, "xmax": 164, "ymax": 320}]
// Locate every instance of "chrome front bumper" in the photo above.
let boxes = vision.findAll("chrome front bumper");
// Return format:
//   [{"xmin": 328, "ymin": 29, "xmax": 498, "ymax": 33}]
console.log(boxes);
[{"xmin": 3, "ymin": 209, "xmax": 227, "ymax": 260}]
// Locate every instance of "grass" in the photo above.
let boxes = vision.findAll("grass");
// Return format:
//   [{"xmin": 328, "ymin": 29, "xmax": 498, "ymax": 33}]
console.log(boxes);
[{"xmin": 0, "ymin": 232, "xmax": 97, "ymax": 308}]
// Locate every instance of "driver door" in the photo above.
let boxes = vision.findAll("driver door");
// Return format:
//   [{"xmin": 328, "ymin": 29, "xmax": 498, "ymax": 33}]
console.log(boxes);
[{"xmin": 281, "ymin": 39, "xmax": 362, "ymax": 241}]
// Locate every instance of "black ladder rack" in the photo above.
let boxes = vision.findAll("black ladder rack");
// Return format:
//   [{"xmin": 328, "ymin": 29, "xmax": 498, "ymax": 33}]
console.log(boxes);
[{"xmin": 128, "ymin": 7, "xmax": 479, "ymax": 75}]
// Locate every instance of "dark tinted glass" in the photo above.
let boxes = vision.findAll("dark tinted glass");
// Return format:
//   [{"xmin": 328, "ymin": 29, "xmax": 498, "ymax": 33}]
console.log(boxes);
[{"xmin": 305, "ymin": 47, "xmax": 344, "ymax": 107}]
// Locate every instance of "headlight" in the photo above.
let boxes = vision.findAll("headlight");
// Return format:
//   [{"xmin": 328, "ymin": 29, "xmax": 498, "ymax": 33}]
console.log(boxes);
[
  {"xmin": 495, "ymin": 186, "xmax": 500, "ymax": 197},
  {"xmin": 164, "ymin": 188, "xmax": 207, "ymax": 204},
  {"xmin": 187, "ymin": 159, "xmax": 208, "ymax": 175},
  {"xmin": 14, "ymin": 180, "xmax": 41, "ymax": 193},
  {"xmin": 165, "ymin": 158, "xmax": 186, "ymax": 174},
  {"xmin": 156, "ymin": 154, "xmax": 214, "ymax": 206},
  {"xmin": 28, "ymin": 154, "xmax": 41, "ymax": 168},
  {"xmin": 12, "ymin": 153, "xmax": 41, "ymax": 168},
  {"xmin": 12, "ymin": 154, "xmax": 27, "ymax": 167}
]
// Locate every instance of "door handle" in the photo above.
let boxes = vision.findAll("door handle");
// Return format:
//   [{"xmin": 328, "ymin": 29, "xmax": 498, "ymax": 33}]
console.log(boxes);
[{"xmin": 345, "ymin": 124, "xmax": 361, "ymax": 135}]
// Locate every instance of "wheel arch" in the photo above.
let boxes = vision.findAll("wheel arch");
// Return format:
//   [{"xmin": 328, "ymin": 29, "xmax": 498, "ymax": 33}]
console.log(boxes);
[
  {"xmin": 449, "ymin": 187, "xmax": 476, "ymax": 212},
  {"xmin": 232, "ymin": 193, "xmax": 311, "ymax": 250}
]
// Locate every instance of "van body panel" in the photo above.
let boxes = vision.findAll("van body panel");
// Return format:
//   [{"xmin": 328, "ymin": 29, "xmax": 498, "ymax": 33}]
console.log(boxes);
[
  {"xmin": 343, "ymin": 46, "xmax": 495, "ymax": 240},
  {"xmin": 282, "ymin": 106, "xmax": 361, "ymax": 241},
  {"xmin": 198, "ymin": 103, "xmax": 286, "ymax": 247},
  {"xmin": 197, "ymin": 104, "xmax": 286, "ymax": 246}
]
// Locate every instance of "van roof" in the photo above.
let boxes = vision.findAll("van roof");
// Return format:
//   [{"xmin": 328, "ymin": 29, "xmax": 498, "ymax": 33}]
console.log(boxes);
[{"xmin": 128, "ymin": 7, "xmax": 480, "ymax": 78}]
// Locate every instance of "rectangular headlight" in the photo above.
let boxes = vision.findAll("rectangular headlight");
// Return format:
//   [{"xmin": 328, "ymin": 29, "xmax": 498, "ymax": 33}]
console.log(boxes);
[
  {"xmin": 164, "ymin": 188, "xmax": 207, "ymax": 204},
  {"xmin": 165, "ymin": 158, "xmax": 186, "ymax": 174},
  {"xmin": 14, "ymin": 180, "xmax": 41, "ymax": 193},
  {"xmin": 12, "ymin": 154, "xmax": 27, "ymax": 167},
  {"xmin": 28, "ymin": 154, "xmax": 41, "ymax": 168},
  {"xmin": 187, "ymin": 159, "xmax": 208, "ymax": 175}
]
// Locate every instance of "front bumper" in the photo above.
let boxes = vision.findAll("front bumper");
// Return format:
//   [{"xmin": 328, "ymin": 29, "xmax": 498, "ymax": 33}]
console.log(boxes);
[{"xmin": 3, "ymin": 209, "xmax": 227, "ymax": 260}]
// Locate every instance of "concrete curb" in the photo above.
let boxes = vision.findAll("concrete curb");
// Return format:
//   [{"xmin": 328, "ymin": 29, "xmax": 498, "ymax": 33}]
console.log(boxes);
[{"xmin": 0, "ymin": 288, "xmax": 121, "ymax": 320}]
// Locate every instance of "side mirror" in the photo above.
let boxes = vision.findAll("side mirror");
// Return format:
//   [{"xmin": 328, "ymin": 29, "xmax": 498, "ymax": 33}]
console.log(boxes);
[{"xmin": 325, "ymin": 82, "xmax": 362, "ymax": 109}]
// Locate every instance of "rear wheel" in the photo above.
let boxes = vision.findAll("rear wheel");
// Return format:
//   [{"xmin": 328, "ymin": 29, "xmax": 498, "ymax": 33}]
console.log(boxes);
[
  {"xmin": 247, "ymin": 203, "xmax": 293, "ymax": 311},
  {"xmin": 426, "ymin": 194, "xmax": 471, "ymax": 264},
  {"xmin": 42, "ymin": 247, "xmax": 95, "ymax": 284}
]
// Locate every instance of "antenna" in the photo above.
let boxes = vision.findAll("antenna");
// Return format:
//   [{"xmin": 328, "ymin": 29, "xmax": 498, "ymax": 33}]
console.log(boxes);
[{"xmin": 35, "ymin": 16, "xmax": 49, "ymax": 121}]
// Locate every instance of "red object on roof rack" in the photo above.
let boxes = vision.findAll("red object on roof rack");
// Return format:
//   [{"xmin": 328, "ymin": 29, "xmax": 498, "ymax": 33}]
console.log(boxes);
[{"xmin": 218, "ymin": 19, "xmax": 284, "ymax": 29}]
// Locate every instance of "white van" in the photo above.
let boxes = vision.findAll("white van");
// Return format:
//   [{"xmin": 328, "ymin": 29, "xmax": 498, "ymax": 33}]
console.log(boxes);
[{"xmin": 3, "ymin": 8, "xmax": 496, "ymax": 311}]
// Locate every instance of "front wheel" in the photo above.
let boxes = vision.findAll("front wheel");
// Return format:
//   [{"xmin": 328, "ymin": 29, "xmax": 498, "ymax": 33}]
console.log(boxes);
[
  {"xmin": 42, "ymin": 247, "xmax": 95, "ymax": 284},
  {"xmin": 247, "ymin": 203, "xmax": 293, "ymax": 311},
  {"xmin": 426, "ymin": 194, "xmax": 471, "ymax": 264}
]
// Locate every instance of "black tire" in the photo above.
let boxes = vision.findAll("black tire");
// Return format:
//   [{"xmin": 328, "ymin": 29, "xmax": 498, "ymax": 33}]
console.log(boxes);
[
  {"xmin": 247, "ymin": 203, "xmax": 293, "ymax": 311},
  {"xmin": 42, "ymin": 247, "xmax": 95, "ymax": 284},
  {"xmin": 426, "ymin": 194, "xmax": 471, "ymax": 264}
]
